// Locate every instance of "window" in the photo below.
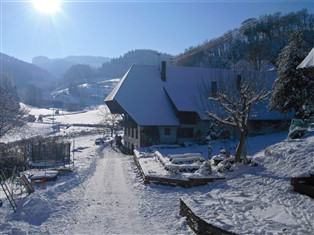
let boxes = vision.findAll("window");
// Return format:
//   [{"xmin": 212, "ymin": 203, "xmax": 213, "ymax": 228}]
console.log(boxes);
[
  {"xmin": 211, "ymin": 81, "xmax": 217, "ymax": 97},
  {"xmin": 178, "ymin": 112, "xmax": 198, "ymax": 124},
  {"xmin": 177, "ymin": 128, "xmax": 193, "ymax": 138},
  {"xmin": 164, "ymin": 127, "xmax": 171, "ymax": 136}
]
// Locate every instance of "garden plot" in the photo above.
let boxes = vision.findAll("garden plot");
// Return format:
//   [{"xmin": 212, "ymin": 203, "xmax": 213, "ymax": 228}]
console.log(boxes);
[{"xmin": 134, "ymin": 149, "xmax": 219, "ymax": 183}]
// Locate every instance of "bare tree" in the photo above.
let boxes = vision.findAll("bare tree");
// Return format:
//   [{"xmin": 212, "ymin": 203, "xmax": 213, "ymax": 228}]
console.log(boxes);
[
  {"xmin": 0, "ymin": 74, "xmax": 28, "ymax": 140},
  {"xmin": 98, "ymin": 105, "xmax": 122, "ymax": 137},
  {"xmin": 205, "ymin": 70, "xmax": 271, "ymax": 162}
]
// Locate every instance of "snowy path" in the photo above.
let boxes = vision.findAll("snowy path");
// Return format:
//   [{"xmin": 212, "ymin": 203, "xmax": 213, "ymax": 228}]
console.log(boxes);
[
  {"xmin": 71, "ymin": 147, "xmax": 162, "ymax": 234},
  {"xmin": 1, "ymin": 140, "xmax": 193, "ymax": 235}
]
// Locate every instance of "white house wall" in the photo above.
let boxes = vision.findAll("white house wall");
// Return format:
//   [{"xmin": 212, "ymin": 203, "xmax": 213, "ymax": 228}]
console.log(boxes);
[
  {"xmin": 158, "ymin": 126, "xmax": 177, "ymax": 145},
  {"xmin": 123, "ymin": 125, "xmax": 179, "ymax": 149},
  {"xmin": 123, "ymin": 126, "xmax": 140, "ymax": 150}
]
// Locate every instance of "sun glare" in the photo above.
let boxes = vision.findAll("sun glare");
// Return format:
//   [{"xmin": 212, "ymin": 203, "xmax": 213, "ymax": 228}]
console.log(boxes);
[{"xmin": 32, "ymin": 0, "xmax": 61, "ymax": 14}]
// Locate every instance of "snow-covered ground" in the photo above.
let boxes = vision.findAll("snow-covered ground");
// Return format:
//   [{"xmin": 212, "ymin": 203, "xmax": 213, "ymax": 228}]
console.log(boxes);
[
  {"xmin": 26, "ymin": 104, "xmax": 106, "ymax": 125},
  {"xmin": 0, "ymin": 105, "xmax": 313, "ymax": 234},
  {"xmin": 1, "ymin": 105, "xmax": 108, "ymax": 143},
  {"xmin": 182, "ymin": 130, "xmax": 314, "ymax": 234}
]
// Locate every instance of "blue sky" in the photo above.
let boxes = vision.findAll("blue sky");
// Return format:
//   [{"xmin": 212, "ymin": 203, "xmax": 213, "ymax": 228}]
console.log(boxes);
[{"xmin": 1, "ymin": 0, "xmax": 313, "ymax": 63}]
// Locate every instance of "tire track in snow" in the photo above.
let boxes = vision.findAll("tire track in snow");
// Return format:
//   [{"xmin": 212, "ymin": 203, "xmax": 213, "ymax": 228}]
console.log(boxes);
[{"xmin": 72, "ymin": 147, "xmax": 160, "ymax": 234}]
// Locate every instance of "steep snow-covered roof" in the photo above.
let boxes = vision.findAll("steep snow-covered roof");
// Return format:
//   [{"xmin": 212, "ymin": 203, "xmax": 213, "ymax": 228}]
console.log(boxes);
[
  {"xmin": 163, "ymin": 67, "xmax": 230, "ymax": 119},
  {"xmin": 105, "ymin": 64, "xmax": 286, "ymax": 126},
  {"xmin": 297, "ymin": 47, "xmax": 314, "ymax": 69},
  {"xmin": 105, "ymin": 65, "xmax": 180, "ymax": 126}
]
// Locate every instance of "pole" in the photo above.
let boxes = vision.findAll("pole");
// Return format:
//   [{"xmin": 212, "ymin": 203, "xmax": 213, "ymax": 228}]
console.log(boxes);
[
  {"xmin": 72, "ymin": 139, "xmax": 75, "ymax": 169},
  {"xmin": 44, "ymin": 144, "xmax": 46, "ymax": 174}
]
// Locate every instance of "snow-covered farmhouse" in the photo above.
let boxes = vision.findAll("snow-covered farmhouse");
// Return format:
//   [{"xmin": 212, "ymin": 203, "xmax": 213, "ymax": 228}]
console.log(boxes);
[
  {"xmin": 297, "ymin": 46, "xmax": 314, "ymax": 76},
  {"xmin": 105, "ymin": 62, "xmax": 286, "ymax": 152}
]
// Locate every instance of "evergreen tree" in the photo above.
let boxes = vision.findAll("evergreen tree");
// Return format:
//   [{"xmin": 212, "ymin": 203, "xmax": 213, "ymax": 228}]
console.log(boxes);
[{"xmin": 269, "ymin": 32, "xmax": 313, "ymax": 119}]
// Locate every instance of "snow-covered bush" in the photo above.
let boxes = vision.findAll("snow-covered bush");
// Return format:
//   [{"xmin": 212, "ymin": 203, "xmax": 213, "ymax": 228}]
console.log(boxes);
[
  {"xmin": 216, "ymin": 157, "xmax": 235, "ymax": 173},
  {"xmin": 195, "ymin": 160, "xmax": 212, "ymax": 176},
  {"xmin": 288, "ymin": 119, "xmax": 308, "ymax": 139}
]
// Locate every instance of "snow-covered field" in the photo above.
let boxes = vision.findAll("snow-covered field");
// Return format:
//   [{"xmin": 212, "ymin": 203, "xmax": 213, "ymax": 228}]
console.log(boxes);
[
  {"xmin": 27, "ymin": 104, "xmax": 106, "ymax": 125},
  {"xmin": 0, "ymin": 105, "xmax": 313, "ymax": 234}
]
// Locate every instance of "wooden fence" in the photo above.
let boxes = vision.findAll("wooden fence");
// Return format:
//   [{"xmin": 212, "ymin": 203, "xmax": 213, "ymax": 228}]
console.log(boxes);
[{"xmin": 180, "ymin": 199, "xmax": 237, "ymax": 235}]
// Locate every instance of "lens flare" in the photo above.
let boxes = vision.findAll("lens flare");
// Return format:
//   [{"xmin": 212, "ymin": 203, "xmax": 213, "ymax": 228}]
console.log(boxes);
[{"xmin": 32, "ymin": 0, "xmax": 61, "ymax": 14}]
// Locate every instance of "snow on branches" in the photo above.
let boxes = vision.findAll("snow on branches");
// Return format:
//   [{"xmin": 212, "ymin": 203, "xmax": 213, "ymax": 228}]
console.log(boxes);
[
  {"xmin": 205, "ymin": 70, "xmax": 271, "ymax": 162},
  {"xmin": 269, "ymin": 32, "xmax": 313, "ymax": 119}
]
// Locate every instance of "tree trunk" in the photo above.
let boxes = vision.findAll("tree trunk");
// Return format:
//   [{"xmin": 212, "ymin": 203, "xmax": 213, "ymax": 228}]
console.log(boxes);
[
  {"xmin": 111, "ymin": 127, "xmax": 114, "ymax": 137},
  {"xmin": 234, "ymin": 131, "xmax": 246, "ymax": 163}
]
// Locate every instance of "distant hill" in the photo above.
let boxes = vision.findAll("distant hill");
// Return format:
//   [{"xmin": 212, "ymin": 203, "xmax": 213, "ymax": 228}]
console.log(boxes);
[
  {"xmin": 48, "ymin": 49, "xmax": 173, "ymax": 110},
  {"xmin": 98, "ymin": 49, "xmax": 173, "ymax": 78},
  {"xmin": 32, "ymin": 55, "xmax": 111, "ymax": 77},
  {"xmin": 0, "ymin": 52, "xmax": 56, "ymax": 89},
  {"xmin": 0, "ymin": 50, "xmax": 172, "ymax": 109}
]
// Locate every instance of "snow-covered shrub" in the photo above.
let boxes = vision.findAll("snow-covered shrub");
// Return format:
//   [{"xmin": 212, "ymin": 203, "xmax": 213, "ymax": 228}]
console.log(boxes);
[
  {"xmin": 216, "ymin": 157, "xmax": 235, "ymax": 173},
  {"xmin": 249, "ymin": 158, "xmax": 259, "ymax": 167},
  {"xmin": 288, "ymin": 119, "xmax": 308, "ymax": 139},
  {"xmin": 195, "ymin": 160, "xmax": 212, "ymax": 176}
]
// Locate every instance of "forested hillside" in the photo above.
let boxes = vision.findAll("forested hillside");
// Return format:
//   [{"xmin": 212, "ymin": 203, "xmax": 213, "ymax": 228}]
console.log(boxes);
[
  {"xmin": 0, "ymin": 53, "xmax": 56, "ymax": 87},
  {"xmin": 98, "ymin": 49, "xmax": 173, "ymax": 78},
  {"xmin": 32, "ymin": 55, "xmax": 111, "ymax": 77},
  {"xmin": 173, "ymin": 9, "xmax": 314, "ymax": 70}
]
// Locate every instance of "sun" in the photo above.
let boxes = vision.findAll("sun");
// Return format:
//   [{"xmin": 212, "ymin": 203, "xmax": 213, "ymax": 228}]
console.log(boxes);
[{"xmin": 32, "ymin": 0, "xmax": 61, "ymax": 14}]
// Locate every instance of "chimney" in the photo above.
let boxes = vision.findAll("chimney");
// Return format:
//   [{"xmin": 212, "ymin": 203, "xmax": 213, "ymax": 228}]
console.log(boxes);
[{"xmin": 161, "ymin": 61, "xmax": 166, "ymax": 82}]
